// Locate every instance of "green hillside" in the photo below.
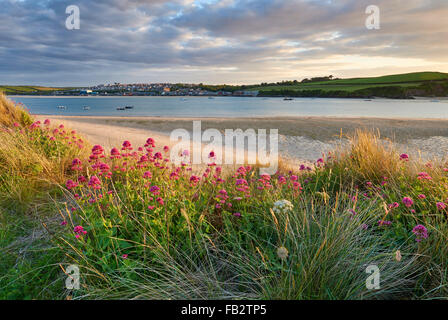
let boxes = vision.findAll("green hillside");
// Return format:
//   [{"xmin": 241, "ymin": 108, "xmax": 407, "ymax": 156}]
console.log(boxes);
[
  {"xmin": 0, "ymin": 85, "xmax": 66, "ymax": 95},
  {"xmin": 254, "ymin": 72, "xmax": 448, "ymax": 98}
]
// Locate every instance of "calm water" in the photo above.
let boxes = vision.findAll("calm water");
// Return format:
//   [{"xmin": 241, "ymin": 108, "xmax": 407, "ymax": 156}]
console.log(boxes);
[{"xmin": 9, "ymin": 96, "xmax": 448, "ymax": 118}]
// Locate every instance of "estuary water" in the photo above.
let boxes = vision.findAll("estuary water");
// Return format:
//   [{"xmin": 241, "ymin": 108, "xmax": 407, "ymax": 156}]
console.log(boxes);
[{"xmin": 9, "ymin": 96, "xmax": 448, "ymax": 118}]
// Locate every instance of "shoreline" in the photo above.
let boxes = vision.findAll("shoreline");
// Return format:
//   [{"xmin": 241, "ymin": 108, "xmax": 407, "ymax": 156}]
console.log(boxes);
[{"xmin": 10, "ymin": 94, "xmax": 448, "ymax": 101}]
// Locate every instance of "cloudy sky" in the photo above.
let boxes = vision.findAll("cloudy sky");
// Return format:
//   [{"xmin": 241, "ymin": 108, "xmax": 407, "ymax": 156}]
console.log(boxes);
[{"xmin": 1, "ymin": 0, "xmax": 448, "ymax": 86}]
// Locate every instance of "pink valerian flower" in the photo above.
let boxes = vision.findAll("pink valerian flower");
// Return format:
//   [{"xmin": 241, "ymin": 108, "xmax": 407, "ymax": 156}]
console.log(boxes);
[
  {"xmin": 122, "ymin": 254, "xmax": 128, "ymax": 259},
  {"xmin": 122, "ymin": 140, "xmax": 133, "ymax": 151},
  {"xmin": 60, "ymin": 220, "xmax": 67, "ymax": 226},
  {"xmin": 190, "ymin": 175, "xmax": 201, "ymax": 185},
  {"xmin": 156, "ymin": 197, "xmax": 164, "ymax": 205},
  {"xmin": 208, "ymin": 151, "xmax": 215, "ymax": 159},
  {"xmin": 418, "ymin": 194, "xmax": 426, "ymax": 199},
  {"xmin": 417, "ymin": 172, "xmax": 432, "ymax": 180},
  {"xmin": 278, "ymin": 176, "xmax": 287, "ymax": 185},
  {"xmin": 65, "ymin": 179, "xmax": 78, "ymax": 190},
  {"xmin": 163, "ymin": 145, "xmax": 169, "ymax": 153},
  {"xmin": 71, "ymin": 158, "xmax": 82, "ymax": 171},
  {"xmin": 378, "ymin": 220, "xmax": 392, "ymax": 226},
  {"xmin": 361, "ymin": 223, "xmax": 369, "ymax": 230},
  {"xmin": 233, "ymin": 212, "xmax": 241, "ymax": 217},
  {"xmin": 399, "ymin": 153, "xmax": 409, "ymax": 161},
  {"xmin": 149, "ymin": 185, "xmax": 160, "ymax": 195},
  {"xmin": 412, "ymin": 224, "xmax": 428, "ymax": 242},
  {"xmin": 73, "ymin": 225, "xmax": 87, "ymax": 238},
  {"xmin": 88, "ymin": 175, "xmax": 102, "ymax": 189},
  {"xmin": 316, "ymin": 158, "xmax": 325, "ymax": 167},
  {"xmin": 388, "ymin": 202, "xmax": 399, "ymax": 209},
  {"xmin": 402, "ymin": 197, "xmax": 414, "ymax": 208},
  {"xmin": 154, "ymin": 152, "xmax": 163, "ymax": 160},
  {"xmin": 110, "ymin": 147, "xmax": 121, "ymax": 158},
  {"xmin": 29, "ymin": 121, "xmax": 41, "ymax": 130},
  {"xmin": 143, "ymin": 171, "xmax": 152, "ymax": 179},
  {"xmin": 91, "ymin": 145, "xmax": 104, "ymax": 156},
  {"xmin": 44, "ymin": 119, "xmax": 51, "ymax": 126},
  {"xmin": 148, "ymin": 205, "xmax": 155, "ymax": 210},
  {"xmin": 145, "ymin": 138, "xmax": 155, "ymax": 148},
  {"xmin": 98, "ymin": 163, "xmax": 110, "ymax": 173},
  {"xmin": 436, "ymin": 202, "xmax": 446, "ymax": 210}
]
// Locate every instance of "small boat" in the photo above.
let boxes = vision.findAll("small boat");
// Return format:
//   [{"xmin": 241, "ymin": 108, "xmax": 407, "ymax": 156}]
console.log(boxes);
[
  {"xmin": 124, "ymin": 105, "xmax": 134, "ymax": 109},
  {"xmin": 57, "ymin": 105, "xmax": 67, "ymax": 109},
  {"xmin": 283, "ymin": 97, "xmax": 293, "ymax": 101},
  {"xmin": 83, "ymin": 106, "xmax": 90, "ymax": 110},
  {"xmin": 208, "ymin": 96, "xmax": 215, "ymax": 99},
  {"xmin": 116, "ymin": 107, "xmax": 126, "ymax": 110}
]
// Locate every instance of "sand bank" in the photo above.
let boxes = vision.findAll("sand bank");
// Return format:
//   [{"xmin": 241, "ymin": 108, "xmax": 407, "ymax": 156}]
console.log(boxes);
[{"xmin": 35, "ymin": 115, "xmax": 448, "ymax": 162}]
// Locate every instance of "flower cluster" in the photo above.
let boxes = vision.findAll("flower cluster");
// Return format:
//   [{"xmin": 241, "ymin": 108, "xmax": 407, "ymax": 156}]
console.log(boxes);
[{"xmin": 272, "ymin": 199, "xmax": 294, "ymax": 214}]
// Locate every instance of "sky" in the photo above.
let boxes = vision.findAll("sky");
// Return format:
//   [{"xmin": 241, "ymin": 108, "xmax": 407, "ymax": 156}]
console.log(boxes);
[{"xmin": 1, "ymin": 0, "xmax": 448, "ymax": 86}]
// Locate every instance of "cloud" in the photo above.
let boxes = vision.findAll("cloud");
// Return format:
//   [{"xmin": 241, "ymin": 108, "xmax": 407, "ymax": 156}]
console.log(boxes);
[{"xmin": 0, "ymin": 0, "xmax": 447, "ymax": 85}]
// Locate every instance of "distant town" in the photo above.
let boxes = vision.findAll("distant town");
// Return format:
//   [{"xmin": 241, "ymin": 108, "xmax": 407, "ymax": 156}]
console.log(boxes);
[{"xmin": 53, "ymin": 83, "xmax": 260, "ymax": 97}]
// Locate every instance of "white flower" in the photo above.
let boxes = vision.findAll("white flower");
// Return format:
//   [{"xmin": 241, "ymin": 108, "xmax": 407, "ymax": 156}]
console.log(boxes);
[
  {"xmin": 277, "ymin": 246, "xmax": 289, "ymax": 260},
  {"xmin": 272, "ymin": 199, "xmax": 294, "ymax": 214}
]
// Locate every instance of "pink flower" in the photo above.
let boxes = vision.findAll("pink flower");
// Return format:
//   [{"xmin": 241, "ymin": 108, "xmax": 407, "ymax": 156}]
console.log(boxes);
[
  {"xmin": 88, "ymin": 175, "xmax": 102, "ymax": 189},
  {"xmin": 122, "ymin": 140, "xmax": 133, "ymax": 151},
  {"xmin": 65, "ymin": 179, "xmax": 78, "ymax": 190},
  {"xmin": 417, "ymin": 172, "xmax": 432, "ymax": 180},
  {"xmin": 233, "ymin": 212, "xmax": 241, "ymax": 217},
  {"xmin": 110, "ymin": 147, "xmax": 121, "ymax": 157},
  {"xmin": 402, "ymin": 197, "xmax": 414, "ymax": 208},
  {"xmin": 122, "ymin": 254, "xmax": 128, "ymax": 259},
  {"xmin": 156, "ymin": 197, "xmax": 164, "ymax": 205},
  {"xmin": 378, "ymin": 220, "xmax": 392, "ymax": 226},
  {"xmin": 146, "ymin": 138, "xmax": 155, "ymax": 147},
  {"xmin": 412, "ymin": 224, "xmax": 428, "ymax": 242},
  {"xmin": 399, "ymin": 153, "xmax": 409, "ymax": 161},
  {"xmin": 163, "ymin": 146, "xmax": 169, "ymax": 153},
  {"xmin": 44, "ymin": 119, "xmax": 51, "ymax": 126},
  {"xmin": 190, "ymin": 175, "xmax": 201, "ymax": 185},
  {"xmin": 74, "ymin": 225, "xmax": 87, "ymax": 236},
  {"xmin": 143, "ymin": 171, "xmax": 152, "ymax": 179},
  {"xmin": 418, "ymin": 194, "xmax": 426, "ymax": 199},
  {"xmin": 388, "ymin": 202, "xmax": 399, "ymax": 209},
  {"xmin": 92, "ymin": 145, "xmax": 104, "ymax": 155},
  {"xmin": 149, "ymin": 185, "xmax": 160, "ymax": 195},
  {"xmin": 436, "ymin": 202, "xmax": 446, "ymax": 210},
  {"xmin": 60, "ymin": 221, "xmax": 67, "ymax": 226}
]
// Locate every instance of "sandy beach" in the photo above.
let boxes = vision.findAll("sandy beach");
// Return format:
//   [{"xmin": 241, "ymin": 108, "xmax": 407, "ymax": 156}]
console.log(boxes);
[{"xmin": 35, "ymin": 115, "xmax": 448, "ymax": 162}]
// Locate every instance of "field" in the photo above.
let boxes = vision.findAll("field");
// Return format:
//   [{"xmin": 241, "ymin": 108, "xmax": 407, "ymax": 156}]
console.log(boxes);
[
  {"xmin": 1, "ymin": 93, "xmax": 448, "ymax": 300},
  {"xmin": 0, "ymin": 86, "xmax": 67, "ymax": 95},
  {"xmin": 252, "ymin": 72, "xmax": 448, "ymax": 97}
]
